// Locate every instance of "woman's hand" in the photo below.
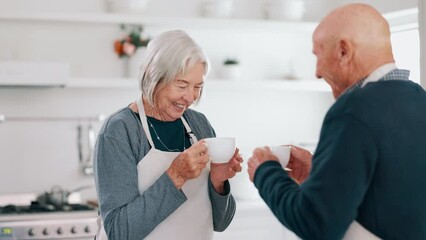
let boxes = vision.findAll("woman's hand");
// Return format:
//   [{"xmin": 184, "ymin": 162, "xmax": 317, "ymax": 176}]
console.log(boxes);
[
  {"xmin": 167, "ymin": 140, "xmax": 210, "ymax": 189},
  {"xmin": 210, "ymin": 148, "xmax": 243, "ymax": 194},
  {"xmin": 286, "ymin": 145, "xmax": 312, "ymax": 184}
]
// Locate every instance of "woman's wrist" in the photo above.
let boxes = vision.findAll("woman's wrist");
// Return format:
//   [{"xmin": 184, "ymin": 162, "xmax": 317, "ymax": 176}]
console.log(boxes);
[
  {"xmin": 166, "ymin": 168, "xmax": 186, "ymax": 189},
  {"xmin": 210, "ymin": 177, "xmax": 225, "ymax": 195}
]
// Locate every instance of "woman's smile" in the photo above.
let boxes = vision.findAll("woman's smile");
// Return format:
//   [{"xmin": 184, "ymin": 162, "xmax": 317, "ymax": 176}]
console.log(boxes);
[{"xmin": 173, "ymin": 102, "xmax": 186, "ymax": 110}]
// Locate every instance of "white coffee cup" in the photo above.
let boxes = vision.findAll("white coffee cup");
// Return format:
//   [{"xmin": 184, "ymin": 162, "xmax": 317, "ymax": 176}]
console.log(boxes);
[
  {"xmin": 271, "ymin": 145, "xmax": 291, "ymax": 168},
  {"xmin": 205, "ymin": 137, "xmax": 236, "ymax": 163}
]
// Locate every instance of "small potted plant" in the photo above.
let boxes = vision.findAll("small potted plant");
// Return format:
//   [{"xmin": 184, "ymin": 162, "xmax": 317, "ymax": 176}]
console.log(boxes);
[
  {"xmin": 114, "ymin": 25, "xmax": 150, "ymax": 78},
  {"xmin": 114, "ymin": 25, "xmax": 150, "ymax": 57},
  {"xmin": 221, "ymin": 57, "xmax": 241, "ymax": 80}
]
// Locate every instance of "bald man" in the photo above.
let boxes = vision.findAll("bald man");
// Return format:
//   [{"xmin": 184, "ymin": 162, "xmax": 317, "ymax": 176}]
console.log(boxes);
[{"xmin": 247, "ymin": 3, "xmax": 426, "ymax": 240}]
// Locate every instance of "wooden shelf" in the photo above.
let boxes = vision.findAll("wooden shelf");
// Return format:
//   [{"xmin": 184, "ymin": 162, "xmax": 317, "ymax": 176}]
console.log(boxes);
[
  {"xmin": 0, "ymin": 12, "xmax": 317, "ymax": 32},
  {"xmin": 66, "ymin": 77, "xmax": 330, "ymax": 92}
]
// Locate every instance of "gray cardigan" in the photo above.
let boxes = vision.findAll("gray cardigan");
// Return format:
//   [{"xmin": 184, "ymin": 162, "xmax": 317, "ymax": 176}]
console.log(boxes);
[{"xmin": 94, "ymin": 107, "xmax": 236, "ymax": 240}]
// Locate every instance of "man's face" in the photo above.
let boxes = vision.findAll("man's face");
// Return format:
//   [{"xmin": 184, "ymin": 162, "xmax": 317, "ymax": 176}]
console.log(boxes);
[{"xmin": 313, "ymin": 35, "xmax": 348, "ymax": 99}]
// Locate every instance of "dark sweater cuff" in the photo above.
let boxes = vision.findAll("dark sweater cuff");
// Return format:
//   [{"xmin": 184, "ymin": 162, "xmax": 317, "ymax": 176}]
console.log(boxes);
[
  {"xmin": 209, "ymin": 176, "xmax": 231, "ymax": 197},
  {"xmin": 162, "ymin": 172, "xmax": 188, "ymax": 201},
  {"xmin": 253, "ymin": 160, "xmax": 283, "ymax": 189}
]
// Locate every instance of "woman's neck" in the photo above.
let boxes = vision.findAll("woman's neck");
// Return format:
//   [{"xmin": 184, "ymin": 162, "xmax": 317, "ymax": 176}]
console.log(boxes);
[
  {"xmin": 144, "ymin": 103, "xmax": 164, "ymax": 121},
  {"xmin": 130, "ymin": 98, "xmax": 163, "ymax": 121}
]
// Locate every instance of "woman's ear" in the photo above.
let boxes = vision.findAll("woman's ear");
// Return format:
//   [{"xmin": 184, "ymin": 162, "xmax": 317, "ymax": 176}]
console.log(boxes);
[{"xmin": 337, "ymin": 38, "xmax": 353, "ymax": 66}]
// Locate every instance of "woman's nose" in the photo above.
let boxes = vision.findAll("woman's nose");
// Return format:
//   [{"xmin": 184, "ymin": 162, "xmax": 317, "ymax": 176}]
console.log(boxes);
[{"xmin": 183, "ymin": 88, "xmax": 196, "ymax": 103}]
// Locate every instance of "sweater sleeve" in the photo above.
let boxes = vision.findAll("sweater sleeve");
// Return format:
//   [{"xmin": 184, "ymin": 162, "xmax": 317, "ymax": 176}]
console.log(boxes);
[
  {"xmin": 94, "ymin": 133, "xmax": 187, "ymax": 240},
  {"xmin": 254, "ymin": 114, "xmax": 378, "ymax": 240},
  {"xmin": 208, "ymin": 177, "xmax": 236, "ymax": 232}
]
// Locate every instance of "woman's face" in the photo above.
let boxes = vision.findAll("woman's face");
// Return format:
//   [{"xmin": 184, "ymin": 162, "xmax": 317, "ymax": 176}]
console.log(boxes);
[{"xmin": 154, "ymin": 62, "xmax": 205, "ymax": 121}]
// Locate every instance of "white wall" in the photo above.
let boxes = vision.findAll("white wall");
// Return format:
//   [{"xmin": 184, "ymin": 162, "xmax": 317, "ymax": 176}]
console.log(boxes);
[
  {"xmin": 0, "ymin": 0, "xmax": 417, "ymax": 20},
  {"xmin": 420, "ymin": 0, "xmax": 426, "ymax": 89},
  {"xmin": 325, "ymin": 0, "xmax": 417, "ymax": 15}
]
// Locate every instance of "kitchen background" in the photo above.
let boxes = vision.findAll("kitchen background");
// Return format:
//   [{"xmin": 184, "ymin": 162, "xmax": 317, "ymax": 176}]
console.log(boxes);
[{"xmin": 0, "ymin": 0, "xmax": 423, "ymax": 239}]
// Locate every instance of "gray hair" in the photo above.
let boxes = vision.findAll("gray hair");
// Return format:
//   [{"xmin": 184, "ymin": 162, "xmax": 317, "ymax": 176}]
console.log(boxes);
[{"xmin": 139, "ymin": 30, "xmax": 210, "ymax": 106}]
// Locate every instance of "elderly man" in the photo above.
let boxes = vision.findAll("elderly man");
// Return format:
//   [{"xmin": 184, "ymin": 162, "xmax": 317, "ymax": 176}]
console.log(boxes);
[{"xmin": 247, "ymin": 3, "xmax": 426, "ymax": 240}]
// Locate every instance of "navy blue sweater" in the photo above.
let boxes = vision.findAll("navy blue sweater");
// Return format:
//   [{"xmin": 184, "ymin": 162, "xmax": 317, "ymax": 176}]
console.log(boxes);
[{"xmin": 254, "ymin": 80, "xmax": 426, "ymax": 239}]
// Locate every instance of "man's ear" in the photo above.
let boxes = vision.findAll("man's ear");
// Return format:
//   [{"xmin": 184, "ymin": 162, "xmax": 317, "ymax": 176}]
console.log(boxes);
[{"xmin": 337, "ymin": 39, "xmax": 353, "ymax": 66}]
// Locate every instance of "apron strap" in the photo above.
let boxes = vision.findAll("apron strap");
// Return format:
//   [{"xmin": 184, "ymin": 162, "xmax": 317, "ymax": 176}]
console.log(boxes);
[
  {"xmin": 136, "ymin": 97, "xmax": 155, "ymax": 148},
  {"xmin": 136, "ymin": 96, "xmax": 199, "ymax": 148},
  {"xmin": 181, "ymin": 116, "xmax": 198, "ymax": 145}
]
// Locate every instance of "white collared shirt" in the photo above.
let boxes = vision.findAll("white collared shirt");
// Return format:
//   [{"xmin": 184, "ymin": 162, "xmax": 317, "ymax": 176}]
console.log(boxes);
[{"xmin": 361, "ymin": 63, "xmax": 397, "ymax": 87}]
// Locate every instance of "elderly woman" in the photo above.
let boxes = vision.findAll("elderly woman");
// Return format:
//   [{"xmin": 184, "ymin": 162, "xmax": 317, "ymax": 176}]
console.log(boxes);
[{"xmin": 94, "ymin": 30, "xmax": 243, "ymax": 240}]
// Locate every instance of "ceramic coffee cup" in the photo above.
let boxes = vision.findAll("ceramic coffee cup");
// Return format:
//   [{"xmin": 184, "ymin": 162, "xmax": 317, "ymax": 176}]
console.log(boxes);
[
  {"xmin": 271, "ymin": 145, "xmax": 291, "ymax": 168},
  {"xmin": 204, "ymin": 137, "xmax": 236, "ymax": 163}
]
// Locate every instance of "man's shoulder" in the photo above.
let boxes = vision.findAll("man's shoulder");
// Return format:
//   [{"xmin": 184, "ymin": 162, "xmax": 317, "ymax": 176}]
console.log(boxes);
[
  {"xmin": 328, "ymin": 80, "xmax": 424, "ymax": 118},
  {"xmin": 348, "ymin": 80, "xmax": 423, "ymax": 106}
]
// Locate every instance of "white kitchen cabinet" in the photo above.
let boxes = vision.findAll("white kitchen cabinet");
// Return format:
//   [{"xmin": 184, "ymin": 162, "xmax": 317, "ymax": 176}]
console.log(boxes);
[{"xmin": 214, "ymin": 200, "xmax": 300, "ymax": 240}]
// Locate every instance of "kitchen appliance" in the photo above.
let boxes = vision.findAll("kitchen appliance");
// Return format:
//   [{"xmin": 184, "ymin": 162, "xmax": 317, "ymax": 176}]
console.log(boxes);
[{"xmin": 0, "ymin": 196, "xmax": 98, "ymax": 239}]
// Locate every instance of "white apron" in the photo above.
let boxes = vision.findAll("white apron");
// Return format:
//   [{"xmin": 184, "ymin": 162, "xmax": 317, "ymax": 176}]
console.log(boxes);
[
  {"xmin": 96, "ymin": 97, "xmax": 213, "ymax": 240},
  {"xmin": 343, "ymin": 221, "xmax": 381, "ymax": 240}
]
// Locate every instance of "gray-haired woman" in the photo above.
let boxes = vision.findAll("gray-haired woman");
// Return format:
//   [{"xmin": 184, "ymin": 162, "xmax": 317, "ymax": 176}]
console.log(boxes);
[{"xmin": 94, "ymin": 30, "xmax": 243, "ymax": 240}]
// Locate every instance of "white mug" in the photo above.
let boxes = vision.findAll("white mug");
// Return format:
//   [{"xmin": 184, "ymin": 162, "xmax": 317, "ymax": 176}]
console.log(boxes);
[
  {"xmin": 205, "ymin": 137, "xmax": 236, "ymax": 163},
  {"xmin": 271, "ymin": 145, "xmax": 291, "ymax": 168}
]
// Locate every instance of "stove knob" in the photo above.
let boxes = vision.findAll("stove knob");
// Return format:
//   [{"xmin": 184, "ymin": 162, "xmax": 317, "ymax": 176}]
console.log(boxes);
[
  {"xmin": 42, "ymin": 228, "xmax": 49, "ymax": 236},
  {"xmin": 28, "ymin": 228, "xmax": 35, "ymax": 236},
  {"xmin": 84, "ymin": 226, "xmax": 91, "ymax": 233},
  {"xmin": 71, "ymin": 227, "xmax": 77, "ymax": 234},
  {"xmin": 57, "ymin": 228, "xmax": 63, "ymax": 235}
]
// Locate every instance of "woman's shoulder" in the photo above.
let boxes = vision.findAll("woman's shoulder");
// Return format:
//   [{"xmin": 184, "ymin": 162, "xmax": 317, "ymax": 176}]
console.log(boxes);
[
  {"xmin": 184, "ymin": 108, "xmax": 216, "ymax": 138},
  {"xmin": 99, "ymin": 107, "xmax": 139, "ymax": 136},
  {"xmin": 184, "ymin": 108, "xmax": 208, "ymax": 121}
]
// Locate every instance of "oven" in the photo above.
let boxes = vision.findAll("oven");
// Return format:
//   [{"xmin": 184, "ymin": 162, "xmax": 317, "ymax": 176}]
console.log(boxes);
[{"xmin": 0, "ymin": 203, "xmax": 98, "ymax": 240}]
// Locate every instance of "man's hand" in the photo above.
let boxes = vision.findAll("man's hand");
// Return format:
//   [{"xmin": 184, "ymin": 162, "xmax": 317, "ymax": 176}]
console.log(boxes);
[
  {"xmin": 287, "ymin": 145, "xmax": 312, "ymax": 184},
  {"xmin": 247, "ymin": 146, "xmax": 278, "ymax": 182}
]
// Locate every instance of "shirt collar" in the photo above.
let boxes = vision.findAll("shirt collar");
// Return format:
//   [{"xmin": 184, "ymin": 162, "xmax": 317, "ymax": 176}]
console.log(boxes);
[
  {"xmin": 361, "ymin": 63, "xmax": 397, "ymax": 87},
  {"xmin": 340, "ymin": 63, "xmax": 398, "ymax": 97}
]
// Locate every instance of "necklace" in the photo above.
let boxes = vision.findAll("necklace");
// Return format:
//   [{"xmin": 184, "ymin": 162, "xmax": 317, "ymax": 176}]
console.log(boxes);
[{"xmin": 147, "ymin": 118, "xmax": 187, "ymax": 152}]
